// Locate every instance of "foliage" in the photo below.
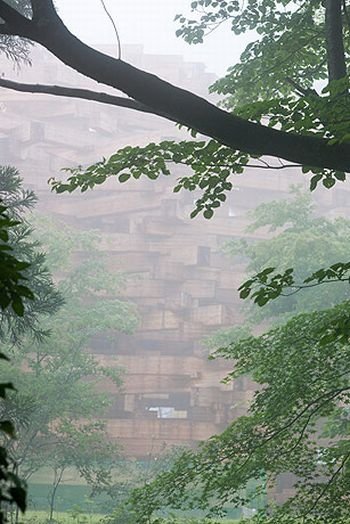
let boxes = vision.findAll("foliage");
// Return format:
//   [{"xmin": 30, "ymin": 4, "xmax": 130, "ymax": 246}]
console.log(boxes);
[
  {"xmin": 52, "ymin": 1, "xmax": 350, "ymax": 216},
  {"xmin": 0, "ymin": 167, "xmax": 63, "ymax": 522},
  {"xmin": 0, "ymin": 1, "xmax": 32, "ymax": 64},
  {"xmin": 0, "ymin": 214, "xmax": 138, "ymax": 492},
  {"xmin": 44, "ymin": 421, "xmax": 119, "ymax": 521},
  {"xmin": 0, "ymin": 362, "xmax": 26, "ymax": 524},
  {"xmin": 104, "ymin": 450, "xmax": 191, "ymax": 524},
  {"xmin": 223, "ymin": 189, "xmax": 350, "ymax": 323},
  {"xmin": 204, "ymin": 325, "xmax": 251, "ymax": 351},
  {"xmin": 239, "ymin": 260, "xmax": 350, "ymax": 310},
  {"xmin": 176, "ymin": 0, "xmax": 327, "ymax": 102},
  {"xmin": 0, "ymin": 166, "xmax": 62, "ymax": 343},
  {"xmin": 0, "ymin": 164, "xmax": 63, "ymax": 522},
  {"xmin": 0, "ymin": 171, "xmax": 138, "ymax": 519},
  {"xmin": 4, "ymin": 2, "xmax": 350, "ymax": 522},
  {"xmin": 0, "ymin": 203, "xmax": 33, "ymax": 318},
  {"xmin": 0, "ymin": 172, "xmax": 42, "ymax": 522},
  {"xmin": 49, "ymin": 141, "xmax": 248, "ymax": 220},
  {"xmin": 125, "ymin": 301, "xmax": 350, "ymax": 524},
  {"xmin": 118, "ymin": 192, "xmax": 350, "ymax": 523}
]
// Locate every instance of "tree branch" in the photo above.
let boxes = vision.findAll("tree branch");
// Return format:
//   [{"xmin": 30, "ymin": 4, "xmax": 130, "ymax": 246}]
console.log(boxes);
[
  {"xmin": 221, "ymin": 386, "xmax": 350, "ymax": 471},
  {"xmin": 31, "ymin": 0, "xmax": 56, "ymax": 20},
  {"xmin": 0, "ymin": 0, "xmax": 33, "ymax": 38},
  {"xmin": 1, "ymin": 1, "xmax": 350, "ymax": 172},
  {"xmin": 286, "ymin": 77, "xmax": 318, "ymax": 98},
  {"xmin": 0, "ymin": 77, "xmax": 170, "ymax": 117},
  {"xmin": 302, "ymin": 451, "xmax": 350, "ymax": 518},
  {"xmin": 99, "ymin": 0, "xmax": 121, "ymax": 59}
]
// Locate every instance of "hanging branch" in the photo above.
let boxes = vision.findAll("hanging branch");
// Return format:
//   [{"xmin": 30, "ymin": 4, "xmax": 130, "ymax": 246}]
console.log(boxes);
[{"xmin": 99, "ymin": 0, "xmax": 122, "ymax": 59}]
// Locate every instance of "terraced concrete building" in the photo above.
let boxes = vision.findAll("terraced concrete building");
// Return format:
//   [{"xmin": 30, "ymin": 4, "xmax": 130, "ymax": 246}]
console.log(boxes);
[{"xmin": 0, "ymin": 45, "xmax": 343, "ymax": 459}]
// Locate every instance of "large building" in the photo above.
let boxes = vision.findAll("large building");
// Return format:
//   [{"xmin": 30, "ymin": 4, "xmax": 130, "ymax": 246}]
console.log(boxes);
[{"xmin": 1, "ymin": 44, "xmax": 347, "ymax": 459}]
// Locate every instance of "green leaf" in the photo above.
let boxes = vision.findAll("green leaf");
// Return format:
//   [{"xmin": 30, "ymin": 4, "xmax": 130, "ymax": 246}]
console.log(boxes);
[
  {"xmin": 118, "ymin": 173, "xmax": 131, "ymax": 183},
  {"xmin": 334, "ymin": 171, "xmax": 346, "ymax": 181},
  {"xmin": 12, "ymin": 298, "xmax": 24, "ymax": 317},
  {"xmin": 203, "ymin": 209, "xmax": 214, "ymax": 219},
  {"xmin": 239, "ymin": 288, "xmax": 251, "ymax": 299},
  {"xmin": 322, "ymin": 177, "xmax": 336, "ymax": 189},
  {"xmin": 309, "ymin": 174, "xmax": 323, "ymax": 191}
]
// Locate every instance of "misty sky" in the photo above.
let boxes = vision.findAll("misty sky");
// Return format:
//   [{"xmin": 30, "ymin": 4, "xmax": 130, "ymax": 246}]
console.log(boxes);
[{"xmin": 56, "ymin": 0, "xmax": 248, "ymax": 77}]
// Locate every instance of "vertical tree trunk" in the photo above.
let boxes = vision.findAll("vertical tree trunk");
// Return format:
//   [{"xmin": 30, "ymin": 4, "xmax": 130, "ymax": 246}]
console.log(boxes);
[
  {"xmin": 325, "ymin": 0, "xmax": 347, "ymax": 82},
  {"xmin": 48, "ymin": 468, "xmax": 64, "ymax": 522}
]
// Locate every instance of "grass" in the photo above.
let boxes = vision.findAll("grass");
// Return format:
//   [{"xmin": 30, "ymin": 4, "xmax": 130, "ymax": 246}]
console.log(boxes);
[
  {"xmin": 20, "ymin": 513, "xmax": 244, "ymax": 524},
  {"xmin": 21, "ymin": 510, "xmax": 105, "ymax": 524}
]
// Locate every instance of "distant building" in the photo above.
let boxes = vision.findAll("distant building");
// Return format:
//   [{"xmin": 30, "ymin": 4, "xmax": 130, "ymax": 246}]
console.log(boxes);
[{"xmin": 0, "ymin": 44, "xmax": 348, "ymax": 458}]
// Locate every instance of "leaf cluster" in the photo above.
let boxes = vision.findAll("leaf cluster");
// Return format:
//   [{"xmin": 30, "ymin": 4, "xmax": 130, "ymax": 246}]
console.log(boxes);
[
  {"xmin": 0, "ymin": 362, "xmax": 26, "ymax": 524},
  {"xmin": 0, "ymin": 204, "xmax": 33, "ymax": 317},
  {"xmin": 50, "ymin": 140, "xmax": 250, "ymax": 219},
  {"xmin": 0, "ymin": 167, "xmax": 62, "ymax": 344},
  {"xmin": 126, "ymin": 302, "xmax": 350, "ymax": 523},
  {"xmin": 224, "ymin": 190, "xmax": 350, "ymax": 323},
  {"xmin": 51, "ymin": 0, "xmax": 350, "ymax": 209}
]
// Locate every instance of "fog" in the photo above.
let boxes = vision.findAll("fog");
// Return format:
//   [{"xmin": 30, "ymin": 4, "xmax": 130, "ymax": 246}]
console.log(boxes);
[
  {"xmin": 55, "ymin": 0, "xmax": 245, "ymax": 76},
  {"xmin": 1, "ymin": 2, "xmax": 350, "ymax": 522}
]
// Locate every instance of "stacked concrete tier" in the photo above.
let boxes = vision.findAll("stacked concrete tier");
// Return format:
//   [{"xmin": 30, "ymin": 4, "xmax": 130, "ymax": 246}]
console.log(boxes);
[{"xmin": 1, "ymin": 44, "xmax": 347, "ymax": 459}]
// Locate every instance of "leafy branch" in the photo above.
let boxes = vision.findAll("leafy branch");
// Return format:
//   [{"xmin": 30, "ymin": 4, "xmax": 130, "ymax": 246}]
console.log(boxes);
[{"xmin": 239, "ymin": 261, "xmax": 350, "ymax": 307}]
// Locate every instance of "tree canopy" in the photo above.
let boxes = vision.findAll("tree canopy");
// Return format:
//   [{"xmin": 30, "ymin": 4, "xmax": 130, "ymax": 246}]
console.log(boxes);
[
  {"xmin": 0, "ymin": 170, "xmax": 138, "ymax": 521},
  {"xmin": 1, "ymin": 2, "xmax": 350, "ymax": 522},
  {"xmin": 128, "ymin": 303, "xmax": 350, "ymax": 524},
  {"xmin": 0, "ymin": 166, "xmax": 64, "ymax": 523},
  {"xmin": 0, "ymin": 205, "xmax": 138, "ymax": 484},
  {"xmin": 121, "ymin": 192, "xmax": 350, "ymax": 524},
  {"xmin": 223, "ymin": 189, "xmax": 350, "ymax": 322},
  {"xmin": 1, "ymin": 0, "xmax": 350, "ymax": 206}
]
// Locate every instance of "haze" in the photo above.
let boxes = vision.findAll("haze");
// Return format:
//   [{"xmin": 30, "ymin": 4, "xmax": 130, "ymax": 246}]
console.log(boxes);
[{"xmin": 55, "ymin": 0, "xmax": 244, "ymax": 76}]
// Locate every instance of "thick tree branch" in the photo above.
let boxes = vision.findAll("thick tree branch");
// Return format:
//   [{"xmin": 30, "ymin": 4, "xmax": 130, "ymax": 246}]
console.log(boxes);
[
  {"xmin": 0, "ymin": 78, "xmax": 170, "ymax": 118},
  {"xmin": 0, "ymin": 0, "xmax": 33, "ymax": 38},
  {"xmin": 0, "ymin": 23, "xmax": 16, "ymax": 35},
  {"xmin": 31, "ymin": 0, "xmax": 55, "ymax": 19},
  {"xmin": 1, "ymin": 1, "xmax": 350, "ymax": 172}
]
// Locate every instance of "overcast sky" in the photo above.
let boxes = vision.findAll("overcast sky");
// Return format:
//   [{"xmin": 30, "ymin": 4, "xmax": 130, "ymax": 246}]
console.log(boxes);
[{"xmin": 55, "ymin": 0, "xmax": 247, "ymax": 77}]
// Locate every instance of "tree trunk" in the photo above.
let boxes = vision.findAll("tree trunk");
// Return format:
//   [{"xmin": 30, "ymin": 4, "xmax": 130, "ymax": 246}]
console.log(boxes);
[
  {"xmin": 48, "ymin": 467, "xmax": 64, "ymax": 522},
  {"xmin": 325, "ymin": 0, "xmax": 347, "ymax": 82}
]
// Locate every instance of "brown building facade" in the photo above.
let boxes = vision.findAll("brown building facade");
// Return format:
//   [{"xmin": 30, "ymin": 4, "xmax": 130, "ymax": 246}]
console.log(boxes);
[{"xmin": 1, "ymin": 45, "xmax": 348, "ymax": 458}]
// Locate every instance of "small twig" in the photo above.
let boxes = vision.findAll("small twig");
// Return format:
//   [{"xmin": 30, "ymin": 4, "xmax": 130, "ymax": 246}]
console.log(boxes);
[
  {"xmin": 301, "ymin": 451, "xmax": 350, "ymax": 518},
  {"xmin": 99, "ymin": 0, "xmax": 122, "ymax": 59},
  {"xmin": 282, "ymin": 383, "xmax": 350, "ymax": 456},
  {"xmin": 222, "ymin": 386, "xmax": 350, "ymax": 473},
  {"xmin": 173, "ymin": 159, "xmax": 301, "ymax": 170},
  {"xmin": 280, "ymin": 275, "xmax": 350, "ymax": 297},
  {"xmin": 286, "ymin": 76, "xmax": 318, "ymax": 97}
]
